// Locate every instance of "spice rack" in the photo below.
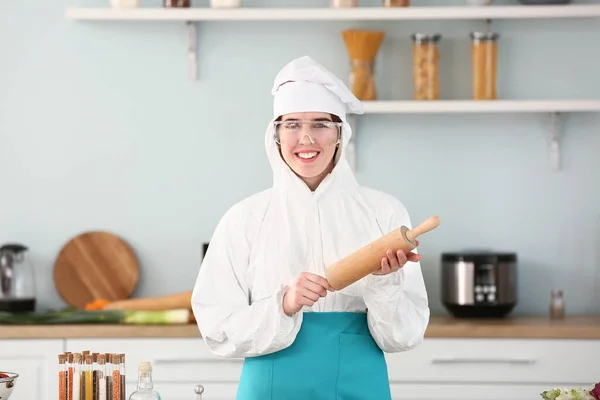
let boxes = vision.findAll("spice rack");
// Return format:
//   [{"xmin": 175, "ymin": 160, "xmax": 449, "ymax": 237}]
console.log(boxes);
[
  {"xmin": 64, "ymin": 4, "xmax": 600, "ymax": 172},
  {"xmin": 58, "ymin": 351, "xmax": 126, "ymax": 400}
]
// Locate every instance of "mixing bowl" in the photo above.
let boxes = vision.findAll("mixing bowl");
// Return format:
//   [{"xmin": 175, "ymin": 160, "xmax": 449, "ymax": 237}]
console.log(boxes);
[{"xmin": 0, "ymin": 372, "xmax": 18, "ymax": 400}]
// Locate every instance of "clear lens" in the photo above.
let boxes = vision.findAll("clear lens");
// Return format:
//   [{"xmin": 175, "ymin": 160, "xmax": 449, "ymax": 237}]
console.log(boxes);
[{"xmin": 274, "ymin": 120, "xmax": 342, "ymax": 147}]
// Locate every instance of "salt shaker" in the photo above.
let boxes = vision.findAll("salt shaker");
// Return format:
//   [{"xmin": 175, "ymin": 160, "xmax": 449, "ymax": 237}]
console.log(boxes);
[
  {"xmin": 194, "ymin": 384, "xmax": 204, "ymax": 400},
  {"xmin": 549, "ymin": 289, "xmax": 565, "ymax": 319}
]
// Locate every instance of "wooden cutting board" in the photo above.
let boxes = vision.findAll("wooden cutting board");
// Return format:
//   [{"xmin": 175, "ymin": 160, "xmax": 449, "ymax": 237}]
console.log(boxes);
[{"xmin": 53, "ymin": 231, "xmax": 140, "ymax": 309}]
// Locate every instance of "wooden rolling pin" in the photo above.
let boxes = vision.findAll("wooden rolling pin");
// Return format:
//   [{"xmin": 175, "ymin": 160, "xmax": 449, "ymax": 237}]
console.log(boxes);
[{"xmin": 325, "ymin": 216, "xmax": 440, "ymax": 290}]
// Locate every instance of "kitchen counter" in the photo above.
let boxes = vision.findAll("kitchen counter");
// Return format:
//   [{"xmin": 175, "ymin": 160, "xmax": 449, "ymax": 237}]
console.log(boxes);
[{"xmin": 2, "ymin": 315, "xmax": 600, "ymax": 340}]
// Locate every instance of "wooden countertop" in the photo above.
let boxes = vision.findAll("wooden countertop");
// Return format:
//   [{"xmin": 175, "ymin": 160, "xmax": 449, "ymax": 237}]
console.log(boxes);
[{"xmin": 1, "ymin": 315, "xmax": 599, "ymax": 340}]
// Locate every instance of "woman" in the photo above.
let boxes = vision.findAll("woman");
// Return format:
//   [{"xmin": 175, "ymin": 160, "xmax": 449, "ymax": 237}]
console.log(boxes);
[{"xmin": 191, "ymin": 56, "xmax": 430, "ymax": 400}]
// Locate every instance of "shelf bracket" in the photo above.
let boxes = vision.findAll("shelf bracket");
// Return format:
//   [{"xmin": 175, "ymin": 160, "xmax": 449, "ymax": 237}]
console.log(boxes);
[
  {"xmin": 548, "ymin": 111, "xmax": 562, "ymax": 172},
  {"xmin": 485, "ymin": 18, "xmax": 492, "ymax": 32},
  {"xmin": 186, "ymin": 21, "xmax": 198, "ymax": 81}
]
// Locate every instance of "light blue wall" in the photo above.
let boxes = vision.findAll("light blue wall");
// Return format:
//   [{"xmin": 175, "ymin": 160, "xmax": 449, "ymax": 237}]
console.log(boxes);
[{"xmin": 1, "ymin": 0, "xmax": 599, "ymax": 316}]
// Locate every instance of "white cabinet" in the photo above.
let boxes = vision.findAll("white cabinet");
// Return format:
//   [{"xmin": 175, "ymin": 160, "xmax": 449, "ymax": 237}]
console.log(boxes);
[
  {"xmin": 389, "ymin": 383, "xmax": 570, "ymax": 400},
  {"xmin": 386, "ymin": 338, "xmax": 599, "ymax": 400},
  {"xmin": 0, "ymin": 339, "xmax": 64, "ymax": 400},
  {"xmin": 46, "ymin": 336, "xmax": 599, "ymax": 400},
  {"xmin": 65, "ymin": 338, "xmax": 243, "ymax": 400}
]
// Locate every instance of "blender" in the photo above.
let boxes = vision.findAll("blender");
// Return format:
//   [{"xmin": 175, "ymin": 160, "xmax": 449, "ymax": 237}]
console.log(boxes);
[{"xmin": 0, "ymin": 243, "xmax": 36, "ymax": 312}]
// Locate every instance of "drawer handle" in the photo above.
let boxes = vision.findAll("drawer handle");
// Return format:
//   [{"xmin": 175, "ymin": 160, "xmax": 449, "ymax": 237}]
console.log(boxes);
[
  {"xmin": 430, "ymin": 357, "xmax": 536, "ymax": 365},
  {"xmin": 154, "ymin": 358, "xmax": 243, "ymax": 365}
]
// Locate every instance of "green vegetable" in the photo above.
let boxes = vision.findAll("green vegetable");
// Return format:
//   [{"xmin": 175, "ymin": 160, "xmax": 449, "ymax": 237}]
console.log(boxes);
[
  {"xmin": 540, "ymin": 387, "xmax": 595, "ymax": 400},
  {"xmin": 541, "ymin": 388, "xmax": 561, "ymax": 400},
  {"xmin": 0, "ymin": 308, "xmax": 190, "ymax": 325}
]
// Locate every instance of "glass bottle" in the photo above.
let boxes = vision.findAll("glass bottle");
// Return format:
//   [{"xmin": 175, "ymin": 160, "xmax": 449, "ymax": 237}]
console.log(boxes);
[
  {"xmin": 549, "ymin": 290, "xmax": 565, "ymax": 319},
  {"xmin": 98, "ymin": 354, "xmax": 107, "ymax": 400},
  {"xmin": 85, "ymin": 354, "xmax": 93, "ymax": 400},
  {"xmin": 411, "ymin": 33, "xmax": 442, "ymax": 100},
  {"xmin": 72, "ymin": 353, "xmax": 82, "ymax": 400},
  {"xmin": 105, "ymin": 354, "xmax": 113, "ymax": 400},
  {"xmin": 128, "ymin": 362, "xmax": 161, "ymax": 400},
  {"xmin": 120, "ymin": 354, "xmax": 126, "ymax": 400},
  {"xmin": 111, "ymin": 354, "xmax": 121, "ymax": 400},
  {"xmin": 59, "ymin": 354, "xmax": 66, "ymax": 400},
  {"xmin": 470, "ymin": 31, "xmax": 499, "ymax": 100}
]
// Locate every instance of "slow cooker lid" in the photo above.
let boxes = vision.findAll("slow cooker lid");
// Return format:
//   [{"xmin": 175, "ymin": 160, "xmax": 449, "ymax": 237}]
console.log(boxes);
[{"xmin": 441, "ymin": 252, "xmax": 517, "ymax": 263}]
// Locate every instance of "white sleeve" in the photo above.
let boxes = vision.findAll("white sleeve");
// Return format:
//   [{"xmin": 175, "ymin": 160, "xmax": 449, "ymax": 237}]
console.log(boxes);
[
  {"xmin": 191, "ymin": 206, "xmax": 303, "ymax": 358},
  {"xmin": 361, "ymin": 200, "xmax": 430, "ymax": 353}
]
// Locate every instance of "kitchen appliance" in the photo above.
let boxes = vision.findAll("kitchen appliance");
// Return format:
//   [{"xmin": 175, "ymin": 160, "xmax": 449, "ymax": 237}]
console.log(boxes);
[
  {"xmin": 0, "ymin": 371, "xmax": 18, "ymax": 400},
  {"xmin": 441, "ymin": 251, "xmax": 517, "ymax": 318},
  {"xmin": 0, "ymin": 244, "xmax": 36, "ymax": 312}
]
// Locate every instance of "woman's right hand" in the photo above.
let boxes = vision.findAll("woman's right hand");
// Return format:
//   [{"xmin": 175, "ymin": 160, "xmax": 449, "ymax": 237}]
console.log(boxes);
[{"xmin": 282, "ymin": 272, "xmax": 334, "ymax": 316}]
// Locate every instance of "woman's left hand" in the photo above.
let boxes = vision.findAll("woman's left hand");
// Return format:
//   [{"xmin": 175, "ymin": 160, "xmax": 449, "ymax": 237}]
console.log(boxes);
[{"xmin": 372, "ymin": 241, "xmax": 421, "ymax": 276}]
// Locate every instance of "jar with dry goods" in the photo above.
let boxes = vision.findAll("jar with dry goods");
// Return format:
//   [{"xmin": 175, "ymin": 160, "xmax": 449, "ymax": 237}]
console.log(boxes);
[
  {"xmin": 164, "ymin": 0, "xmax": 190, "ymax": 7},
  {"xmin": 411, "ymin": 33, "xmax": 441, "ymax": 100},
  {"xmin": 549, "ymin": 289, "xmax": 565, "ymax": 319},
  {"xmin": 341, "ymin": 29, "xmax": 385, "ymax": 101},
  {"xmin": 470, "ymin": 31, "xmax": 499, "ymax": 100},
  {"xmin": 383, "ymin": 0, "xmax": 409, "ymax": 6},
  {"xmin": 332, "ymin": 0, "xmax": 357, "ymax": 7}
]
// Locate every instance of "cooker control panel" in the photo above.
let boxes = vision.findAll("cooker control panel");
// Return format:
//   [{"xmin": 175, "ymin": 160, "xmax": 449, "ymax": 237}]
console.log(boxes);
[{"xmin": 474, "ymin": 285, "xmax": 496, "ymax": 303}]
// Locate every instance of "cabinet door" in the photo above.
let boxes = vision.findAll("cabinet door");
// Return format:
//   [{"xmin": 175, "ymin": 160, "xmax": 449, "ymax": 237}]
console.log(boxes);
[
  {"xmin": 151, "ymin": 382, "xmax": 238, "ymax": 400},
  {"xmin": 385, "ymin": 338, "xmax": 599, "ymax": 386},
  {"xmin": 0, "ymin": 339, "xmax": 64, "ymax": 400},
  {"xmin": 390, "ymin": 383, "xmax": 578, "ymax": 400},
  {"xmin": 65, "ymin": 338, "xmax": 244, "ymax": 397}
]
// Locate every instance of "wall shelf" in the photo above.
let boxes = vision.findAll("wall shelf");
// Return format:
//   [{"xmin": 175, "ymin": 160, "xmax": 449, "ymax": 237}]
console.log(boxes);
[
  {"xmin": 64, "ymin": 4, "xmax": 600, "ymax": 81},
  {"xmin": 360, "ymin": 100, "xmax": 600, "ymax": 114},
  {"xmin": 350, "ymin": 100, "xmax": 600, "ymax": 173},
  {"xmin": 65, "ymin": 5, "xmax": 600, "ymax": 21},
  {"xmin": 64, "ymin": 5, "xmax": 600, "ymax": 173}
]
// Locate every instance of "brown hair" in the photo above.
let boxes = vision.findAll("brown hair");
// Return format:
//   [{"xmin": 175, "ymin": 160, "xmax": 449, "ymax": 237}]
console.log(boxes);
[{"xmin": 275, "ymin": 114, "xmax": 342, "ymax": 122}]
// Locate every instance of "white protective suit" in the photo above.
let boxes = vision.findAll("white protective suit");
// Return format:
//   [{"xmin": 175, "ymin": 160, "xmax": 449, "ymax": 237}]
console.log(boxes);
[{"xmin": 191, "ymin": 56, "xmax": 430, "ymax": 359}]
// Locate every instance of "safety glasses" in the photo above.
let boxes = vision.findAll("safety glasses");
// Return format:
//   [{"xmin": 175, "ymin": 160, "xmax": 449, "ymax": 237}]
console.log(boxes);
[{"xmin": 273, "ymin": 120, "xmax": 343, "ymax": 147}]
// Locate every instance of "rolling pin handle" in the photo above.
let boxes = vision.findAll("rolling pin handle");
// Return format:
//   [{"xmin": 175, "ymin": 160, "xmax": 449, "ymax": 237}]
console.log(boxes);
[{"xmin": 405, "ymin": 216, "xmax": 440, "ymax": 243}]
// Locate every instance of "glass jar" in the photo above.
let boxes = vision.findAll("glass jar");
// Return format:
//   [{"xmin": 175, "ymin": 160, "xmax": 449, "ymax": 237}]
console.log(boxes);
[
  {"xmin": 411, "ymin": 33, "xmax": 441, "ymax": 100},
  {"xmin": 349, "ymin": 59, "xmax": 376, "ymax": 101},
  {"xmin": 332, "ymin": 0, "xmax": 358, "ymax": 7},
  {"xmin": 470, "ymin": 31, "xmax": 499, "ymax": 100},
  {"xmin": 342, "ymin": 29, "xmax": 384, "ymax": 100},
  {"xmin": 383, "ymin": 0, "xmax": 409, "ymax": 6},
  {"xmin": 164, "ymin": 0, "xmax": 190, "ymax": 7},
  {"xmin": 549, "ymin": 289, "xmax": 565, "ymax": 319}
]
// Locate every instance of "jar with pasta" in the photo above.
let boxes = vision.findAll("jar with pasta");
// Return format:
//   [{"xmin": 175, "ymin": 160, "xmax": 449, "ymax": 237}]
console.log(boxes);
[
  {"xmin": 383, "ymin": 0, "xmax": 409, "ymax": 6},
  {"xmin": 470, "ymin": 31, "xmax": 499, "ymax": 100},
  {"xmin": 411, "ymin": 33, "xmax": 441, "ymax": 100}
]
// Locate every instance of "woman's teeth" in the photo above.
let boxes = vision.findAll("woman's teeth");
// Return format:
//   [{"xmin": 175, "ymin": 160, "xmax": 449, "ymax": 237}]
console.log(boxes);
[{"xmin": 297, "ymin": 152, "xmax": 318, "ymax": 159}]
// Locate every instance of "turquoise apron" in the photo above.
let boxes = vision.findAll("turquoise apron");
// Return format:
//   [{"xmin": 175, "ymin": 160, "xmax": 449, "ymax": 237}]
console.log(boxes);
[{"xmin": 236, "ymin": 312, "xmax": 392, "ymax": 400}]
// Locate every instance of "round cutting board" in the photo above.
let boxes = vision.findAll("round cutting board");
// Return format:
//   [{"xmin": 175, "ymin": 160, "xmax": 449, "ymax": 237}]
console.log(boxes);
[{"xmin": 53, "ymin": 231, "xmax": 140, "ymax": 309}]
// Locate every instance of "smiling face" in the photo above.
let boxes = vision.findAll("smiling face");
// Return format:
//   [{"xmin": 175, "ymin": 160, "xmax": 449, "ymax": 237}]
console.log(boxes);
[{"xmin": 275, "ymin": 112, "xmax": 342, "ymax": 191}]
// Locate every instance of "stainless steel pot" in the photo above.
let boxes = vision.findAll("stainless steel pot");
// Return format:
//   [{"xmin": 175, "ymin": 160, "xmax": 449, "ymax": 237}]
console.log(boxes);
[{"xmin": 441, "ymin": 251, "xmax": 517, "ymax": 318}]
